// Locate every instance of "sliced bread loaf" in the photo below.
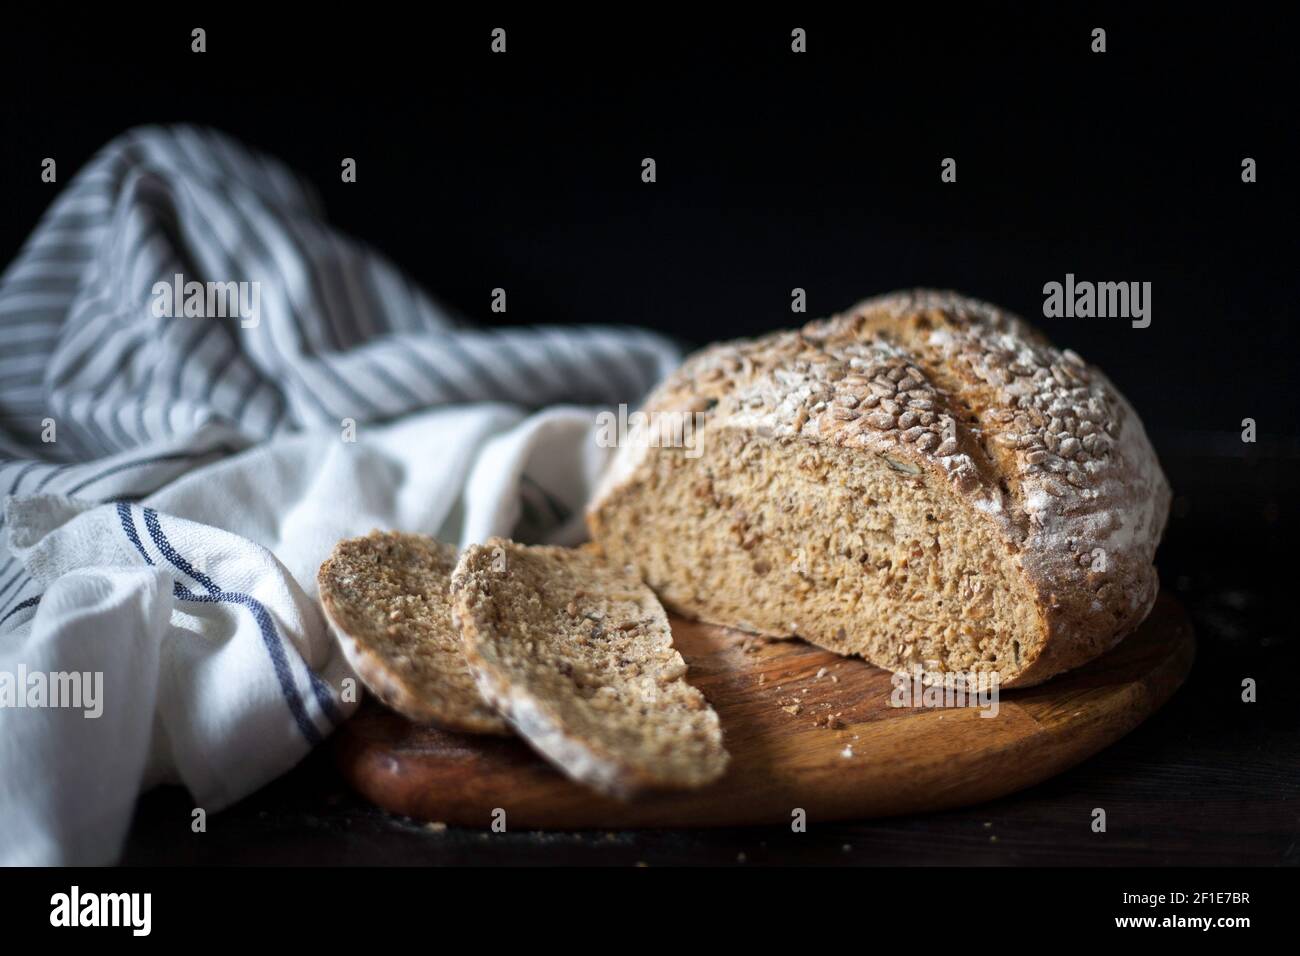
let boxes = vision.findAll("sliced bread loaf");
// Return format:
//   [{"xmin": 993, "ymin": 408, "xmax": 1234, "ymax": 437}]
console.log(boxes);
[
  {"xmin": 318, "ymin": 531, "xmax": 508, "ymax": 734},
  {"xmin": 586, "ymin": 289, "xmax": 1172, "ymax": 688},
  {"xmin": 451, "ymin": 539, "xmax": 729, "ymax": 797}
]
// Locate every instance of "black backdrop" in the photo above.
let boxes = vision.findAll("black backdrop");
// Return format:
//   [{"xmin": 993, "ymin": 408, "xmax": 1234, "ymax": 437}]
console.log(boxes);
[{"xmin": 1, "ymin": 9, "xmax": 1295, "ymax": 598}]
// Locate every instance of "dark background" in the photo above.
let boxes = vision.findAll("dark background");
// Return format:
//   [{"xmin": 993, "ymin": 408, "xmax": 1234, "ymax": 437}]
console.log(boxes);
[{"xmin": 1, "ymin": 9, "xmax": 1294, "ymax": 865}]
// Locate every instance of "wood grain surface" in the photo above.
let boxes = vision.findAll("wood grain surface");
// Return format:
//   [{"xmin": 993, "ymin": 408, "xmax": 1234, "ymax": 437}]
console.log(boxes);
[{"xmin": 334, "ymin": 592, "xmax": 1194, "ymax": 828}]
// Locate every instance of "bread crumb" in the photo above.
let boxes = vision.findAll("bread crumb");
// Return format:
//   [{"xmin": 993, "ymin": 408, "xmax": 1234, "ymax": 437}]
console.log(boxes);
[{"xmin": 841, "ymin": 745, "xmax": 854, "ymax": 758}]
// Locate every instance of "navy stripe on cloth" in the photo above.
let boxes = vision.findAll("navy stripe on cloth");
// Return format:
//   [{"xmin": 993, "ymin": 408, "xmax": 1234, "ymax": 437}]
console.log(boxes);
[
  {"xmin": 116, "ymin": 502, "xmax": 336, "ymax": 745},
  {"xmin": 0, "ymin": 595, "xmax": 39, "ymax": 628}
]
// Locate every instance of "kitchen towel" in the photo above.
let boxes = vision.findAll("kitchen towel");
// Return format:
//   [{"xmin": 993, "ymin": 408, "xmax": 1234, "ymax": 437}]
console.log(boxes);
[{"xmin": 0, "ymin": 126, "xmax": 679, "ymax": 864}]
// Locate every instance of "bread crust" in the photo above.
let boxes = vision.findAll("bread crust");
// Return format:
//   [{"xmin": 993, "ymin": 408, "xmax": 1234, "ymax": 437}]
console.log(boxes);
[{"xmin": 587, "ymin": 290, "xmax": 1171, "ymax": 687}]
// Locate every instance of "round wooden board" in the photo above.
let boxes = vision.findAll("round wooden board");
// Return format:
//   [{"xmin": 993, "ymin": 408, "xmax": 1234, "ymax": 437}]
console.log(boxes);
[{"xmin": 335, "ymin": 591, "xmax": 1194, "ymax": 828}]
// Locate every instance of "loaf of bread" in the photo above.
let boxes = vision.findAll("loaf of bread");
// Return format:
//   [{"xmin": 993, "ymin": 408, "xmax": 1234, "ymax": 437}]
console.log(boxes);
[
  {"xmin": 318, "ymin": 531, "xmax": 509, "ymax": 734},
  {"xmin": 451, "ymin": 539, "xmax": 729, "ymax": 797},
  {"xmin": 587, "ymin": 290, "xmax": 1171, "ymax": 687}
]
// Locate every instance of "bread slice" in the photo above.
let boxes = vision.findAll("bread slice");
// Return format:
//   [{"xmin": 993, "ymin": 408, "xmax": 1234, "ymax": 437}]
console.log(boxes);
[
  {"xmin": 451, "ymin": 539, "xmax": 729, "ymax": 797},
  {"xmin": 318, "ymin": 531, "xmax": 508, "ymax": 734},
  {"xmin": 587, "ymin": 290, "xmax": 1171, "ymax": 688}
]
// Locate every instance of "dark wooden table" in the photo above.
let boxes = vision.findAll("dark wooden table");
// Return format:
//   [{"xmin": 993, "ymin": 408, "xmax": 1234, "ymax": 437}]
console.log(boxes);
[
  {"xmin": 120, "ymin": 571, "xmax": 1298, "ymax": 866},
  {"xmin": 121, "ymin": 451, "xmax": 1300, "ymax": 865}
]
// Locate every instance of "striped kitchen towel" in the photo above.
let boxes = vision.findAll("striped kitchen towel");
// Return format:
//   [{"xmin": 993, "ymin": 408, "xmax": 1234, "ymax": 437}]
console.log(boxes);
[
  {"xmin": 0, "ymin": 123, "xmax": 681, "ymax": 628},
  {"xmin": 0, "ymin": 126, "xmax": 680, "ymax": 864}
]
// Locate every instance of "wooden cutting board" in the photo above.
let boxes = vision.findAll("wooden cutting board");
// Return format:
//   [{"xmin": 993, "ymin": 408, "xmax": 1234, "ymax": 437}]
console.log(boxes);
[{"xmin": 334, "ymin": 591, "xmax": 1194, "ymax": 827}]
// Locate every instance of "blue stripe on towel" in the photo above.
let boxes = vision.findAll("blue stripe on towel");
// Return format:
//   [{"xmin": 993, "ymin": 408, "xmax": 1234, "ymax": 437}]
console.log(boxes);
[
  {"xmin": 0, "ymin": 594, "xmax": 39, "ymax": 627},
  {"xmin": 115, "ymin": 501, "xmax": 335, "ymax": 745},
  {"xmin": 139, "ymin": 506, "xmax": 343, "ymax": 725}
]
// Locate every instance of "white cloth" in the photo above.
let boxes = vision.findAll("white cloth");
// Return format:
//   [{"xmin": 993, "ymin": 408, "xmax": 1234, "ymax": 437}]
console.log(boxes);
[
  {"xmin": 0, "ymin": 404, "xmax": 615, "ymax": 864},
  {"xmin": 0, "ymin": 123, "xmax": 680, "ymax": 630},
  {"xmin": 0, "ymin": 125, "xmax": 680, "ymax": 865}
]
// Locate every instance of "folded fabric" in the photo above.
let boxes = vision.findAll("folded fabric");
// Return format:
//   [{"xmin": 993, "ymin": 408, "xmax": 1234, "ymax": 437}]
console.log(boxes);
[
  {"xmin": 0, "ymin": 126, "xmax": 679, "ymax": 864},
  {"xmin": 0, "ymin": 124, "xmax": 678, "ymax": 625}
]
